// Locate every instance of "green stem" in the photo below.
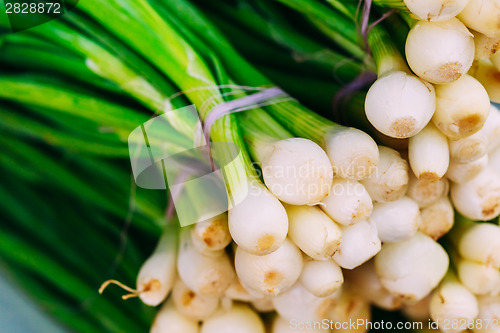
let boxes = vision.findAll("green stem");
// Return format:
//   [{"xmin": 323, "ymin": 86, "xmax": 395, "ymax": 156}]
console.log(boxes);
[
  {"xmin": 0, "ymin": 39, "xmax": 120, "ymax": 94},
  {"xmin": 0, "ymin": 107, "xmax": 129, "ymax": 157},
  {"xmin": 368, "ymin": 25, "xmax": 408, "ymax": 76},
  {"xmin": 306, "ymin": 14, "xmax": 366, "ymax": 60},
  {"xmin": 273, "ymin": 0, "xmax": 365, "ymax": 58},
  {"xmin": 201, "ymin": 0, "xmax": 363, "ymax": 75},
  {"xmin": 31, "ymin": 21, "xmax": 166, "ymax": 112},
  {"xmin": 325, "ymin": 0, "xmax": 357, "ymax": 19},
  {"xmin": 0, "ymin": 75, "xmax": 194, "ymax": 155}
]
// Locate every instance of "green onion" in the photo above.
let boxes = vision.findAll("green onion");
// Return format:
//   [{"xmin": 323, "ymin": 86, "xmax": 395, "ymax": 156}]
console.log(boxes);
[{"xmin": 365, "ymin": 27, "xmax": 436, "ymax": 139}]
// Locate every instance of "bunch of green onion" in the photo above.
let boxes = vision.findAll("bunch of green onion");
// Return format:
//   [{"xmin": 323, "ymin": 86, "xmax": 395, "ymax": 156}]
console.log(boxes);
[{"xmin": 2, "ymin": 0, "xmax": 500, "ymax": 332}]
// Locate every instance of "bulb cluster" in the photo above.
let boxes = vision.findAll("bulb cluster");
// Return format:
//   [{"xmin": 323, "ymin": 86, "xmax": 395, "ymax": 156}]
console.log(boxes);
[{"xmin": 100, "ymin": 1, "xmax": 500, "ymax": 332}]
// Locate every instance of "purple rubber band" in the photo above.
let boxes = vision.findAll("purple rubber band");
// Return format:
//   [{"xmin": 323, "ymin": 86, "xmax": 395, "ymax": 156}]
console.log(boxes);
[{"xmin": 202, "ymin": 87, "xmax": 289, "ymax": 147}]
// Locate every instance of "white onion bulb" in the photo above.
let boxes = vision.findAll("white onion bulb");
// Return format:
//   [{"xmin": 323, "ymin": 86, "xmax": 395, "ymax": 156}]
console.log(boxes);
[
  {"xmin": 491, "ymin": 145, "xmax": 500, "ymax": 178},
  {"xmin": 327, "ymin": 288, "xmax": 371, "ymax": 333},
  {"xmin": 406, "ymin": 18, "xmax": 474, "ymax": 84},
  {"xmin": 299, "ymin": 259, "xmax": 344, "ymax": 297},
  {"xmin": 150, "ymin": 300, "xmax": 199, "ymax": 333},
  {"xmin": 474, "ymin": 31, "xmax": 500, "ymax": 60},
  {"xmin": 344, "ymin": 261, "xmax": 403, "ymax": 311},
  {"xmin": 191, "ymin": 214, "xmax": 231, "ymax": 253},
  {"xmin": 457, "ymin": 223, "xmax": 500, "ymax": 269},
  {"xmin": 224, "ymin": 278, "xmax": 262, "ymax": 302},
  {"xmin": 172, "ymin": 278, "xmax": 219, "ymax": 321},
  {"xmin": 430, "ymin": 276, "xmax": 479, "ymax": 333},
  {"xmin": 401, "ymin": 294, "xmax": 432, "ymax": 321},
  {"xmin": 471, "ymin": 60, "xmax": 500, "ymax": 104},
  {"xmin": 471, "ymin": 295, "xmax": 500, "ymax": 333},
  {"xmin": 482, "ymin": 104, "xmax": 500, "ymax": 152},
  {"xmin": 177, "ymin": 230, "xmax": 235, "ymax": 297},
  {"xmin": 458, "ymin": 260, "xmax": 500, "ymax": 295},
  {"xmin": 407, "ymin": 172, "xmax": 449, "ymax": 208},
  {"xmin": 419, "ymin": 196, "xmax": 454, "ymax": 240},
  {"xmin": 136, "ymin": 229, "xmax": 177, "ymax": 306},
  {"xmin": 449, "ymin": 129, "xmax": 488, "ymax": 164},
  {"xmin": 365, "ymin": 71, "xmax": 436, "ymax": 138},
  {"xmin": 432, "ymin": 74, "xmax": 490, "ymax": 140},
  {"xmin": 403, "ymin": 0, "xmax": 469, "ymax": 21},
  {"xmin": 272, "ymin": 282, "xmax": 338, "ymax": 322},
  {"xmin": 228, "ymin": 181, "xmax": 288, "ymax": 255}
]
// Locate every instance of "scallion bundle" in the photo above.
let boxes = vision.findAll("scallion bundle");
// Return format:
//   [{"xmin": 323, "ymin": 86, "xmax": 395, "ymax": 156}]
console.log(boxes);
[{"xmin": 4, "ymin": 0, "xmax": 500, "ymax": 332}]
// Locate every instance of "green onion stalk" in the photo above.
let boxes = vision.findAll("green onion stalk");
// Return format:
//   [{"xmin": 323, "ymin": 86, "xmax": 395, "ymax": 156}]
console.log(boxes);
[
  {"xmin": 195, "ymin": 0, "xmax": 363, "ymax": 84},
  {"xmin": 277, "ymin": 0, "xmax": 436, "ymax": 140},
  {"xmin": 271, "ymin": 0, "xmax": 366, "ymax": 60},
  {"xmin": 373, "ymin": 0, "xmax": 470, "ymax": 23},
  {"xmin": 0, "ymin": 109, "xmax": 164, "ymax": 332}
]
